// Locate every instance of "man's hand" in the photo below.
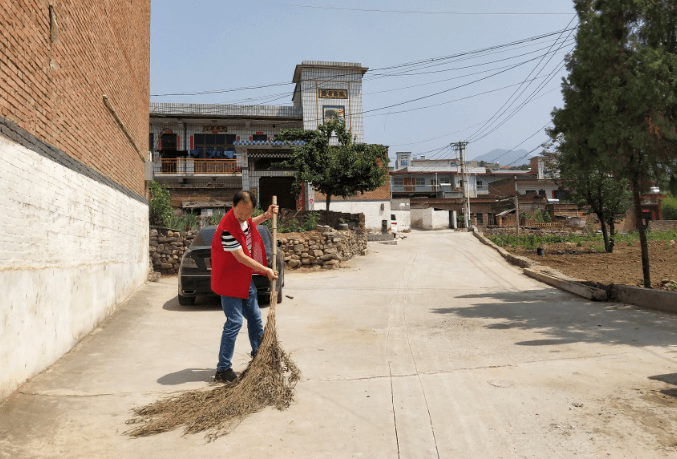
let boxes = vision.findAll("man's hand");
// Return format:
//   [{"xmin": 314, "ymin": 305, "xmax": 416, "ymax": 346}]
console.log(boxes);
[
  {"xmin": 265, "ymin": 268, "xmax": 279, "ymax": 281},
  {"xmin": 266, "ymin": 204, "xmax": 279, "ymax": 219}
]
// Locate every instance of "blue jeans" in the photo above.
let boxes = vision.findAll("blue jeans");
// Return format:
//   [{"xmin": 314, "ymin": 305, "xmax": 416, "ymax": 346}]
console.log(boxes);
[{"xmin": 217, "ymin": 279, "xmax": 263, "ymax": 371}]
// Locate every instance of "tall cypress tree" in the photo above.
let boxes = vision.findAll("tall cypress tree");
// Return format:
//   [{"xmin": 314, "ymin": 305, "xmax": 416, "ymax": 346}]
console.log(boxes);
[{"xmin": 551, "ymin": 0, "xmax": 677, "ymax": 287}]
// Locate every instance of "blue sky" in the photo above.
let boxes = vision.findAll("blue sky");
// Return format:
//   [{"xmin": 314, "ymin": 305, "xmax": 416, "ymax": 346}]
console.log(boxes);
[{"xmin": 150, "ymin": 0, "xmax": 577, "ymax": 164}]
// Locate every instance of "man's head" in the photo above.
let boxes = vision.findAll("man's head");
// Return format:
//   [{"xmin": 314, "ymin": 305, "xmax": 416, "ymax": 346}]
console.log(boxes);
[{"xmin": 232, "ymin": 190, "xmax": 254, "ymax": 223}]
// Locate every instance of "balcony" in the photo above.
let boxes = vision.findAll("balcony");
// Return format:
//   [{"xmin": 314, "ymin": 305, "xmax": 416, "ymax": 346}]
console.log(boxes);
[
  {"xmin": 391, "ymin": 184, "xmax": 440, "ymax": 193},
  {"xmin": 477, "ymin": 184, "xmax": 489, "ymax": 195},
  {"xmin": 153, "ymin": 159, "xmax": 242, "ymax": 176}
]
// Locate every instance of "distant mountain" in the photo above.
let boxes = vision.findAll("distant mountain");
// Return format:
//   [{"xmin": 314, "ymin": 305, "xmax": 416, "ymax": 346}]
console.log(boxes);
[{"xmin": 470, "ymin": 148, "xmax": 536, "ymax": 166}]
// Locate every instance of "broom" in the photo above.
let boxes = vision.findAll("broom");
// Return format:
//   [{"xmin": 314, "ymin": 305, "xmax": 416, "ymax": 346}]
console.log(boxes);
[{"xmin": 125, "ymin": 196, "xmax": 301, "ymax": 441}]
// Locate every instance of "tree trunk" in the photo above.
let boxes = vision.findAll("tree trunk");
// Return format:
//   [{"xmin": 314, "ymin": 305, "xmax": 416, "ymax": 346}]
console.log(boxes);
[
  {"xmin": 632, "ymin": 186, "xmax": 651, "ymax": 288},
  {"xmin": 608, "ymin": 220, "xmax": 616, "ymax": 254},
  {"xmin": 600, "ymin": 218, "xmax": 610, "ymax": 253},
  {"xmin": 325, "ymin": 194, "xmax": 332, "ymax": 225}
]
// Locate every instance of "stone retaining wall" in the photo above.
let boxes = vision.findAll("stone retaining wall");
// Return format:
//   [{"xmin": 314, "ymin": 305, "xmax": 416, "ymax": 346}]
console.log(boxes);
[
  {"xmin": 150, "ymin": 227, "xmax": 196, "ymax": 275},
  {"xmin": 149, "ymin": 224, "xmax": 367, "ymax": 275},
  {"xmin": 278, "ymin": 225, "xmax": 367, "ymax": 270},
  {"xmin": 649, "ymin": 220, "xmax": 677, "ymax": 232}
]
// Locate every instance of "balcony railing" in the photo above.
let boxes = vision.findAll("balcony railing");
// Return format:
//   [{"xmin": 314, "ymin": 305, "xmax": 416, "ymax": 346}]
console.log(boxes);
[
  {"xmin": 153, "ymin": 159, "xmax": 241, "ymax": 175},
  {"xmin": 391, "ymin": 184, "xmax": 440, "ymax": 193}
]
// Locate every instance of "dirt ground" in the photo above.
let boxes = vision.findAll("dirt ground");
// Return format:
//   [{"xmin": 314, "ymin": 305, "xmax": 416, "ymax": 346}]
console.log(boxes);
[{"xmin": 513, "ymin": 239, "xmax": 677, "ymax": 290}]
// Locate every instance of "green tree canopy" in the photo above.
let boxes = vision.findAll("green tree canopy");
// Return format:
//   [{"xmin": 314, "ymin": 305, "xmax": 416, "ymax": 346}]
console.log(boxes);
[
  {"xmin": 550, "ymin": 0, "xmax": 677, "ymax": 286},
  {"xmin": 546, "ymin": 137, "xmax": 632, "ymax": 253},
  {"xmin": 275, "ymin": 118, "xmax": 390, "ymax": 215}
]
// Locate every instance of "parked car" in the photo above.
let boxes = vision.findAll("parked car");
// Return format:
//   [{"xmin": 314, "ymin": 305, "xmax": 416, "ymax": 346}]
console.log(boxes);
[{"xmin": 178, "ymin": 225, "xmax": 284, "ymax": 306}]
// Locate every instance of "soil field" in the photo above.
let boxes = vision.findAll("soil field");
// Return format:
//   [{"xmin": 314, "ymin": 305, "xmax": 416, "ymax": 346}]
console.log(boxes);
[{"xmin": 512, "ymin": 239, "xmax": 677, "ymax": 290}]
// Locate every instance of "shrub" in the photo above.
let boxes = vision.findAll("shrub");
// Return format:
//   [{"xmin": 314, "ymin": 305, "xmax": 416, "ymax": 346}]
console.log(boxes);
[
  {"xmin": 149, "ymin": 181, "xmax": 173, "ymax": 227},
  {"xmin": 662, "ymin": 195, "xmax": 677, "ymax": 220}
]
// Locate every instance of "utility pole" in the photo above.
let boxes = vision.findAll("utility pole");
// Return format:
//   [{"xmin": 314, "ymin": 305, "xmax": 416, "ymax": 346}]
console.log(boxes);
[
  {"xmin": 514, "ymin": 195, "xmax": 520, "ymax": 237},
  {"xmin": 451, "ymin": 142, "xmax": 471, "ymax": 231}
]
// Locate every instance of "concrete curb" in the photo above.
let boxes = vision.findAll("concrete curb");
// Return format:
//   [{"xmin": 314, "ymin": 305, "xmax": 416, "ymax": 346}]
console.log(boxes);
[
  {"xmin": 473, "ymin": 230, "xmax": 677, "ymax": 312},
  {"xmin": 612, "ymin": 285, "xmax": 677, "ymax": 314},
  {"xmin": 473, "ymin": 230, "xmax": 535, "ymax": 268},
  {"xmin": 473, "ymin": 230, "xmax": 606, "ymax": 301},
  {"xmin": 524, "ymin": 268, "xmax": 608, "ymax": 301}
]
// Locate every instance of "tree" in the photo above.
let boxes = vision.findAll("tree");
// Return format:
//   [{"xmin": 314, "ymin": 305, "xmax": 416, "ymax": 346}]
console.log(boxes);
[
  {"xmin": 550, "ymin": 0, "xmax": 677, "ymax": 287},
  {"xmin": 547, "ymin": 137, "xmax": 632, "ymax": 253},
  {"xmin": 275, "ymin": 118, "xmax": 389, "ymax": 218}
]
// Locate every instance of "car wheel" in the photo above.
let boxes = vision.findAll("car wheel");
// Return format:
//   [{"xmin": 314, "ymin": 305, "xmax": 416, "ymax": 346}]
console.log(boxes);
[{"xmin": 178, "ymin": 294, "xmax": 195, "ymax": 306}]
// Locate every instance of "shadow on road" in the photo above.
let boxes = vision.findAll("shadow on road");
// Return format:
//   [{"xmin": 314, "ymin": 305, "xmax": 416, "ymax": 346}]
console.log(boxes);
[
  {"xmin": 157, "ymin": 368, "xmax": 214, "ymax": 385},
  {"xmin": 162, "ymin": 295, "xmax": 221, "ymax": 312},
  {"xmin": 431, "ymin": 287, "xmax": 677, "ymax": 348},
  {"xmin": 162, "ymin": 294, "xmax": 274, "ymax": 312}
]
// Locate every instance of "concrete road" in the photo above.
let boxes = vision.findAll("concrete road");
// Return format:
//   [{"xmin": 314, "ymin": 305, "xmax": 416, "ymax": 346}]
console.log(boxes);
[{"xmin": 2, "ymin": 229, "xmax": 677, "ymax": 458}]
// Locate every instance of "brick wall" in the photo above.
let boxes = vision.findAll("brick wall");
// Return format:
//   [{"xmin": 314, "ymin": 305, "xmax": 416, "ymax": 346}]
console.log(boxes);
[{"xmin": 0, "ymin": 1, "xmax": 150, "ymax": 196}]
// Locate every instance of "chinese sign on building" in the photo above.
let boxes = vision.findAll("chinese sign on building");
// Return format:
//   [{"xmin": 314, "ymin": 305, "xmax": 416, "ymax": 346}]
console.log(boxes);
[{"xmin": 319, "ymin": 89, "xmax": 348, "ymax": 99}]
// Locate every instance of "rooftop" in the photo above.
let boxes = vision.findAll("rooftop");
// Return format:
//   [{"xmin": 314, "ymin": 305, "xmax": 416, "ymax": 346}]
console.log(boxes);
[{"xmin": 149, "ymin": 102, "xmax": 302, "ymax": 119}]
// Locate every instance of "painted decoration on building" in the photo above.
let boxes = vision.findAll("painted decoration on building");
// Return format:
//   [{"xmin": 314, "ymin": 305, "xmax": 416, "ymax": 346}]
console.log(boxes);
[
  {"xmin": 319, "ymin": 89, "xmax": 348, "ymax": 99},
  {"xmin": 323, "ymin": 105, "xmax": 345, "ymax": 124},
  {"xmin": 296, "ymin": 185, "xmax": 305, "ymax": 211},
  {"xmin": 202, "ymin": 125, "xmax": 227, "ymax": 133}
]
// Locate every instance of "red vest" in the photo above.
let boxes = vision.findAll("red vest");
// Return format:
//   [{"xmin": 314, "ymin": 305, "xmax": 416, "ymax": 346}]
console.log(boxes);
[{"xmin": 211, "ymin": 209, "xmax": 267, "ymax": 299}]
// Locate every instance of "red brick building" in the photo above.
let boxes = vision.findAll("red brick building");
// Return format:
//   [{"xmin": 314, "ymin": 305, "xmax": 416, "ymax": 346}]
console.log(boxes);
[{"xmin": 0, "ymin": 1, "xmax": 151, "ymax": 401}]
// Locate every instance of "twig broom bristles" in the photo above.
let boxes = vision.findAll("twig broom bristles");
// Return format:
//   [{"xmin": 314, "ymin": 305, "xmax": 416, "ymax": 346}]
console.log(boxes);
[{"xmin": 125, "ymin": 196, "xmax": 300, "ymax": 441}]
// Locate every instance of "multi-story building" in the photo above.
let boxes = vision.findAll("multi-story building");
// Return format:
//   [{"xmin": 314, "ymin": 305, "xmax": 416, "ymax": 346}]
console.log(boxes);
[
  {"xmin": 390, "ymin": 152, "xmax": 531, "ymax": 199},
  {"xmin": 149, "ymin": 61, "xmax": 368, "ymax": 213}
]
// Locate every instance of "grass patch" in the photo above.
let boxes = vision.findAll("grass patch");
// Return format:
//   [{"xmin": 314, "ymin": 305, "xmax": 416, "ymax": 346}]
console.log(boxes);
[{"xmin": 487, "ymin": 229, "xmax": 677, "ymax": 251}]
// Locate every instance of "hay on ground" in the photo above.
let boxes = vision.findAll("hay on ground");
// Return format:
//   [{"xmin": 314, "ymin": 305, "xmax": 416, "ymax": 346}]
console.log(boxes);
[{"xmin": 124, "ymin": 292, "xmax": 300, "ymax": 441}]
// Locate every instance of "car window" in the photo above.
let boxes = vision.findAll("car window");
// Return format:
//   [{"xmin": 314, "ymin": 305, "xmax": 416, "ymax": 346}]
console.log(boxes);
[
  {"xmin": 192, "ymin": 226, "xmax": 217, "ymax": 247},
  {"xmin": 257, "ymin": 225, "xmax": 273, "ymax": 255}
]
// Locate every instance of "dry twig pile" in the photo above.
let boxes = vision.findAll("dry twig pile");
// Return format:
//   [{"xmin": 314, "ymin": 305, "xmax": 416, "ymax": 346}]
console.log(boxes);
[{"xmin": 124, "ymin": 292, "xmax": 300, "ymax": 441}]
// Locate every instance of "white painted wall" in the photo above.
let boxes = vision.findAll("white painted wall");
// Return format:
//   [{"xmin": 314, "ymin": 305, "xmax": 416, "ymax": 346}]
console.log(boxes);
[
  {"xmin": 432, "ymin": 209, "xmax": 450, "ymax": 229},
  {"xmin": 411, "ymin": 208, "xmax": 451, "ymax": 230},
  {"xmin": 0, "ymin": 136, "xmax": 149, "ymax": 401},
  {"xmin": 391, "ymin": 210, "xmax": 411, "ymax": 232},
  {"xmin": 312, "ymin": 200, "xmax": 390, "ymax": 232}
]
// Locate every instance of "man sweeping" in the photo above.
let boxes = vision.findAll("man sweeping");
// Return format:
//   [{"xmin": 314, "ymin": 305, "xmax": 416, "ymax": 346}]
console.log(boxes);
[{"xmin": 211, "ymin": 190, "xmax": 278, "ymax": 383}]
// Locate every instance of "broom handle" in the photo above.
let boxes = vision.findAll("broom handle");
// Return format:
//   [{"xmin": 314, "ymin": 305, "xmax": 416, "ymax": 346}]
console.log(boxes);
[{"xmin": 270, "ymin": 196, "xmax": 278, "ymax": 300}]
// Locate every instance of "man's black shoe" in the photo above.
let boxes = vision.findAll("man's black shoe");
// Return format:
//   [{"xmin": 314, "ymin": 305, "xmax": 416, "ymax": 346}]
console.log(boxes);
[{"xmin": 214, "ymin": 368, "xmax": 237, "ymax": 383}]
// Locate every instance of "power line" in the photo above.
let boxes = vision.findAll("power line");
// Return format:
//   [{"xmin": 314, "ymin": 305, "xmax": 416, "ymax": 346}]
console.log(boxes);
[
  {"xmin": 466, "ymin": 16, "xmax": 577, "ymax": 142},
  {"xmin": 150, "ymin": 27, "xmax": 577, "ymax": 98},
  {"xmin": 248, "ymin": 1, "xmax": 576, "ymax": 16}
]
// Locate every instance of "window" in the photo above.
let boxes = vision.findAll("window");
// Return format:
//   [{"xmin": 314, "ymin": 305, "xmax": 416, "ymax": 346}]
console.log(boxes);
[
  {"xmin": 252, "ymin": 134, "xmax": 267, "ymax": 141},
  {"xmin": 476, "ymin": 213, "xmax": 484, "ymax": 224},
  {"xmin": 431, "ymin": 178, "xmax": 439, "ymax": 186},
  {"xmin": 192, "ymin": 134, "xmax": 236, "ymax": 158},
  {"xmin": 538, "ymin": 189, "xmax": 546, "ymax": 196},
  {"xmin": 415, "ymin": 177, "xmax": 425, "ymax": 186},
  {"xmin": 477, "ymin": 180, "xmax": 484, "ymax": 185},
  {"xmin": 160, "ymin": 133, "xmax": 177, "ymax": 150},
  {"xmin": 393, "ymin": 177, "xmax": 404, "ymax": 186}
]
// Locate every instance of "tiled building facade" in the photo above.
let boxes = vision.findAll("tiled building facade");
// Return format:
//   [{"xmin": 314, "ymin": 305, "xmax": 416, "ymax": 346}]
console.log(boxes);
[{"xmin": 149, "ymin": 61, "xmax": 369, "ymax": 213}]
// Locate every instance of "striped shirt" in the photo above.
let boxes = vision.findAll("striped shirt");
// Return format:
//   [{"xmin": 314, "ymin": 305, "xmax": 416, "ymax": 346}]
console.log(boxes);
[{"xmin": 221, "ymin": 221, "xmax": 252, "ymax": 253}]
